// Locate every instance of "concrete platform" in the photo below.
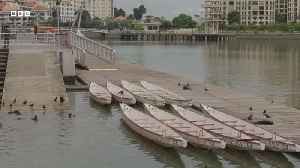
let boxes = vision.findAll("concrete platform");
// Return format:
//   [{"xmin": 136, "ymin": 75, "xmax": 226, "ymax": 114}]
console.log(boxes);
[
  {"xmin": 77, "ymin": 51, "xmax": 300, "ymax": 144},
  {"xmin": 1, "ymin": 44, "xmax": 70, "ymax": 113}
]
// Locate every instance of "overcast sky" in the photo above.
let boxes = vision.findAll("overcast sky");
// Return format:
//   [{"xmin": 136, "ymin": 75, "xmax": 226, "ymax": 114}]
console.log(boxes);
[{"xmin": 114, "ymin": 0, "xmax": 202, "ymax": 19}]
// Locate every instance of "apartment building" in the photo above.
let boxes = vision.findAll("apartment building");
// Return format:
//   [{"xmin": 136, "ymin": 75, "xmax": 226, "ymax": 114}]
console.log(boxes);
[
  {"xmin": 49, "ymin": 0, "xmax": 113, "ymax": 23},
  {"xmin": 203, "ymin": 0, "xmax": 226, "ymax": 33},
  {"xmin": 85, "ymin": 0, "xmax": 113, "ymax": 19},
  {"xmin": 204, "ymin": 0, "xmax": 300, "ymax": 32}
]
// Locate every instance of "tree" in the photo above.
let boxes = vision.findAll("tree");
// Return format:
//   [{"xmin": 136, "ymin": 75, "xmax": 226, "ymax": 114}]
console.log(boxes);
[
  {"xmin": 172, "ymin": 14, "xmax": 197, "ymax": 28},
  {"xmin": 128, "ymin": 14, "xmax": 135, "ymax": 20},
  {"xmin": 160, "ymin": 17, "xmax": 172, "ymax": 30},
  {"xmin": 114, "ymin": 8, "xmax": 126, "ymax": 17},
  {"xmin": 90, "ymin": 17, "xmax": 105, "ymax": 29},
  {"xmin": 133, "ymin": 5, "xmax": 146, "ymax": 20},
  {"xmin": 227, "ymin": 11, "xmax": 240, "ymax": 25},
  {"xmin": 80, "ymin": 10, "xmax": 92, "ymax": 28},
  {"xmin": 275, "ymin": 11, "xmax": 287, "ymax": 24}
]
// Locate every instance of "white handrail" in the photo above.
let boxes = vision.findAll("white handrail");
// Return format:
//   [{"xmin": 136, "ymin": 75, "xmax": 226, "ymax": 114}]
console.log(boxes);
[{"xmin": 70, "ymin": 32, "xmax": 115, "ymax": 64}]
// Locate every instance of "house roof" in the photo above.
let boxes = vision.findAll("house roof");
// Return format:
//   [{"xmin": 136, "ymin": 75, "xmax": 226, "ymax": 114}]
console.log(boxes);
[{"xmin": 114, "ymin": 16, "xmax": 127, "ymax": 21}]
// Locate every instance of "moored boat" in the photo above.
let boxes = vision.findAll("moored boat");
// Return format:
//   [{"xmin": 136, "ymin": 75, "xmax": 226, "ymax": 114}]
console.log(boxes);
[
  {"xmin": 107, "ymin": 81, "xmax": 136, "ymax": 105},
  {"xmin": 143, "ymin": 103, "xmax": 226, "ymax": 149},
  {"xmin": 121, "ymin": 80, "xmax": 165, "ymax": 107},
  {"xmin": 140, "ymin": 81, "xmax": 192, "ymax": 106},
  {"xmin": 120, "ymin": 103, "xmax": 187, "ymax": 148},
  {"xmin": 170, "ymin": 104, "xmax": 265, "ymax": 151},
  {"xmin": 201, "ymin": 104, "xmax": 300, "ymax": 152},
  {"xmin": 89, "ymin": 81, "xmax": 112, "ymax": 105}
]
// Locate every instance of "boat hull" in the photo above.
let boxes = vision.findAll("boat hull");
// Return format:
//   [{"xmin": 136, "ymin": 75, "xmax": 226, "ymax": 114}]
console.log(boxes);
[
  {"xmin": 170, "ymin": 104, "xmax": 265, "ymax": 151},
  {"xmin": 179, "ymin": 132, "xmax": 226, "ymax": 149},
  {"xmin": 112, "ymin": 94, "xmax": 136, "ymax": 105},
  {"xmin": 143, "ymin": 103, "xmax": 226, "ymax": 149},
  {"xmin": 89, "ymin": 92, "xmax": 111, "ymax": 105},
  {"xmin": 201, "ymin": 104, "xmax": 300, "ymax": 152},
  {"xmin": 140, "ymin": 81, "xmax": 191, "ymax": 107},
  {"xmin": 107, "ymin": 81, "xmax": 136, "ymax": 105},
  {"xmin": 121, "ymin": 80, "xmax": 165, "ymax": 107},
  {"xmin": 135, "ymin": 95, "xmax": 165, "ymax": 107},
  {"xmin": 121, "ymin": 113, "xmax": 187, "ymax": 148}
]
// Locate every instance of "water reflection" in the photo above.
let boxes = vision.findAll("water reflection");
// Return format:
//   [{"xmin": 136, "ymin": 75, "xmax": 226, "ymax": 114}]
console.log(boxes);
[
  {"xmin": 178, "ymin": 147, "xmax": 223, "ymax": 168},
  {"xmin": 120, "ymin": 121, "xmax": 185, "ymax": 168},
  {"xmin": 251, "ymin": 151, "xmax": 295, "ymax": 168},
  {"xmin": 216, "ymin": 149, "xmax": 261, "ymax": 168},
  {"xmin": 55, "ymin": 112, "xmax": 74, "ymax": 147}
]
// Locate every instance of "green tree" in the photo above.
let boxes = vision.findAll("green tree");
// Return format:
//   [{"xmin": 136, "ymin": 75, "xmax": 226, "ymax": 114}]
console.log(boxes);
[
  {"xmin": 227, "ymin": 11, "xmax": 240, "ymax": 25},
  {"xmin": 275, "ymin": 11, "xmax": 287, "ymax": 24},
  {"xmin": 128, "ymin": 14, "xmax": 135, "ymax": 20},
  {"xmin": 80, "ymin": 10, "xmax": 92, "ymax": 28},
  {"xmin": 160, "ymin": 17, "xmax": 172, "ymax": 30},
  {"xmin": 172, "ymin": 14, "xmax": 197, "ymax": 28},
  {"xmin": 90, "ymin": 17, "xmax": 104, "ymax": 29},
  {"xmin": 114, "ymin": 8, "xmax": 126, "ymax": 17},
  {"xmin": 133, "ymin": 5, "xmax": 146, "ymax": 20}
]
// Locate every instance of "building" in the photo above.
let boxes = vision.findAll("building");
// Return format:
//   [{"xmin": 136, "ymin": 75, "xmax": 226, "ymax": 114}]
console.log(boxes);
[
  {"xmin": 203, "ymin": 0, "xmax": 226, "ymax": 33},
  {"xmin": 142, "ymin": 15, "xmax": 161, "ymax": 32},
  {"xmin": 84, "ymin": 0, "xmax": 113, "ymax": 19},
  {"xmin": 0, "ymin": 0, "xmax": 49, "ymax": 27},
  {"xmin": 48, "ymin": 0, "xmax": 113, "ymax": 23},
  {"xmin": 204, "ymin": 0, "xmax": 300, "ymax": 32}
]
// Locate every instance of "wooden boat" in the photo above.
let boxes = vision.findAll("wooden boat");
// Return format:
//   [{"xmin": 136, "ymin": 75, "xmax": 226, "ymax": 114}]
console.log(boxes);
[
  {"xmin": 121, "ymin": 80, "xmax": 165, "ymax": 107},
  {"xmin": 89, "ymin": 81, "xmax": 112, "ymax": 105},
  {"xmin": 120, "ymin": 103, "xmax": 187, "ymax": 148},
  {"xmin": 107, "ymin": 81, "xmax": 136, "ymax": 105},
  {"xmin": 143, "ymin": 103, "xmax": 226, "ymax": 149},
  {"xmin": 201, "ymin": 104, "xmax": 300, "ymax": 152},
  {"xmin": 170, "ymin": 104, "xmax": 265, "ymax": 151},
  {"xmin": 140, "ymin": 81, "xmax": 192, "ymax": 106}
]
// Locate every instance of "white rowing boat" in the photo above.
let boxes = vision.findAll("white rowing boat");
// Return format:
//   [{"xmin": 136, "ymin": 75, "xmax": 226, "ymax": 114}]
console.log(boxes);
[
  {"xmin": 120, "ymin": 103, "xmax": 187, "ymax": 148},
  {"xmin": 201, "ymin": 104, "xmax": 300, "ymax": 152},
  {"xmin": 143, "ymin": 103, "xmax": 226, "ymax": 149},
  {"xmin": 121, "ymin": 80, "xmax": 165, "ymax": 107},
  {"xmin": 89, "ymin": 81, "xmax": 112, "ymax": 105},
  {"xmin": 107, "ymin": 81, "xmax": 136, "ymax": 105},
  {"xmin": 170, "ymin": 104, "xmax": 265, "ymax": 151},
  {"xmin": 140, "ymin": 81, "xmax": 192, "ymax": 106}
]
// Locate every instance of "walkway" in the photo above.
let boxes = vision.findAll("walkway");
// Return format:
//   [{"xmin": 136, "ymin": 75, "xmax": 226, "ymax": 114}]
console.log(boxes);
[{"xmin": 1, "ymin": 42, "xmax": 70, "ymax": 113}]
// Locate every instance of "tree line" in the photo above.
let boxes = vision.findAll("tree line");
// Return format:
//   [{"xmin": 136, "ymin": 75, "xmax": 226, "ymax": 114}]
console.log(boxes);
[{"xmin": 45, "ymin": 4, "xmax": 199, "ymax": 31}]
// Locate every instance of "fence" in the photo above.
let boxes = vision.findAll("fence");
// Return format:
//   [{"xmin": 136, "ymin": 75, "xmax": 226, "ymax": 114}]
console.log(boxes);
[{"xmin": 70, "ymin": 32, "xmax": 115, "ymax": 64}]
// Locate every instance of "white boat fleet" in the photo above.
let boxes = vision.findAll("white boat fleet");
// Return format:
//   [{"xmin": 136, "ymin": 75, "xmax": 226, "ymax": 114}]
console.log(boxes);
[{"xmin": 88, "ymin": 80, "xmax": 300, "ymax": 152}]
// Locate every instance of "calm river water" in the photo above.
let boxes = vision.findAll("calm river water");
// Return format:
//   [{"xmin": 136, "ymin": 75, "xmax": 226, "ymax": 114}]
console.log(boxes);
[{"xmin": 0, "ymin": 39, "xmax": 300, "ymax": 168}]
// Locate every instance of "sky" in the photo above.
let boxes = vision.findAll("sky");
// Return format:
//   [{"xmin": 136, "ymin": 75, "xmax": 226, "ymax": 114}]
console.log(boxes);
[{"xmin": 114, "ymin": 0, "xmax": 202, "ymax": 19}]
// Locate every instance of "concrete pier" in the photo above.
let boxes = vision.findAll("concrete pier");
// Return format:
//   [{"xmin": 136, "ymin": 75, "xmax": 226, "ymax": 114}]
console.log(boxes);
[
  {"xmin": 0, "ymin": 43, "xmax": 70, "ymax": 113},
  {"xmin": 77, "ymin": 53, "xmax": 300, "ymax": 144}
]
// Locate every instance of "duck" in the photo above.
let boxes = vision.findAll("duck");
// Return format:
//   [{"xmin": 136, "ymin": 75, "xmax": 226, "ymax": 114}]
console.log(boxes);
[
  {"xmin": 12, "ymin": 98, "xmax": 16, "ymax": 104},
  {"xmin": 59, "ymin": 96, "xmax": 65, "ymax": 103},
  {"xmin": 32, "ymin": 115, "xmax": 38, "ymax": 122},
  {"xmin": 263, "ymin": 110, "xmax": 271, "ymax": 118}
]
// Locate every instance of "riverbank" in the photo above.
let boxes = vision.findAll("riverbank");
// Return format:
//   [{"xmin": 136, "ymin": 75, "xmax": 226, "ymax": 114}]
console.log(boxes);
[{"xmin": 82, "ymin": 30, "xmax": 300, "ymax": 41}]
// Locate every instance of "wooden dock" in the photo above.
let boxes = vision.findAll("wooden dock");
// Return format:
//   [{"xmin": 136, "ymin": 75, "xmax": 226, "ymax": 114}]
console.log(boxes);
[
  {"xmin": 77, "ymin": 52, "xmax": 300, "ymax": 144},
  {"xmin": 0, "ymin": 43, "xmax": 71, "ymax": 113}
]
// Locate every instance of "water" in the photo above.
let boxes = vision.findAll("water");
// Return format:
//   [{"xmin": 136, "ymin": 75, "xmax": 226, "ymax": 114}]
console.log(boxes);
[
  {"xmin": 0, "ymin": 92, "xmax": 298, "ymax": 168},
  {"xmin": 1, "ymin": 39, "xmax": 300, "ymax": 167},
  {"xmin": 110, "ymin": 40, "xmax": 300, "ymax": 109}
]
